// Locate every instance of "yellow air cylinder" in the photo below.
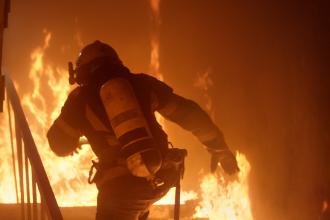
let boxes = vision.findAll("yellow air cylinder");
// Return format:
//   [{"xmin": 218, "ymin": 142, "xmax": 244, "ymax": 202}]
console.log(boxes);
[{"xmin": 100, "ymin": 77, "xmax": 161, "ymax": 177}]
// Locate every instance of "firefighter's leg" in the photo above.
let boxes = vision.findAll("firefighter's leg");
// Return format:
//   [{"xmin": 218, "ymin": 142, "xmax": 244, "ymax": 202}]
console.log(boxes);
[
  {"xmin": 96, "ymin": 187, "xmax": 142, "ymax": 220},
  {"xmin": 95, "ymin": 167, "xmax": 177, "ymax": 220},
  {"xmin": 96, "ymin": 194, "xmax": 152, "ymax": 220},
  {"xmin": 95, "ymin": 176, "xmax": 159, "ymax": 220}
]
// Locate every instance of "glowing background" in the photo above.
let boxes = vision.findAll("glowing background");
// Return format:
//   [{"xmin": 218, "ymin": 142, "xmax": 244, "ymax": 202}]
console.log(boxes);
[{"xmin": 1, "ymin": 0, "xmax": 329, "ymax": 219}]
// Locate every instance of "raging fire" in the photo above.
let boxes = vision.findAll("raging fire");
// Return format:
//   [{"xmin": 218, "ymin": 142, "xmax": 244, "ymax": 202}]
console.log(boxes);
[
  {"xmin": 23, "ymin": 31, "xmax": 98, "ymax": 207},
  {"xmin": 192, "ymin": 68, "xmax": 253, "ymax": 219},
  {"xmin": 149, "ymin": 0, "xmax": 163, "ymax": 81},
  {"xmin": 0, "ymin": 30, "xmax": 98, "ymax": 206},
  {"xmin": 0, "ymin": 30, "xmax": 254, "ymax": 219},
  {"xmin": 0, "ymin": 93, "xmax": 17, "ymax": 203},
  {"xmin": 194, "ymin": 152, "xmax": 253, "ymax": 220}
]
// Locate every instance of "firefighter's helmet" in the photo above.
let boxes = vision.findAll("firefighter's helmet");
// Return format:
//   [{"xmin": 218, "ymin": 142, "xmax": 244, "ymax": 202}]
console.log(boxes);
[{"xmin": 69, "ymin": 40, "xmax": 122, "ymax": 85}]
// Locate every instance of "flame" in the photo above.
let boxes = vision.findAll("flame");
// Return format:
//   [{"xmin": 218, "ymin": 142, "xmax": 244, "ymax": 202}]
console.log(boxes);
[
  {"xmin": 149, "ymin": 0, "xmax": 162, "ymax": 81},
  {"xmin": 0, "ymin": 102, "xmax": 17, "ymax": 203},
  {"xmin": 23, "ymin": 31, "xmax": 98, "ymax": 207},
  {"xmin": 194, "ymin": 152, "xmax": 254, "ymax": 220},
  {"xmin": 0, "ymin": 30, "xmax": 197, "ymax": 208},
  {"xmin": 1, "ymin": 27, "xmax": 254, "ymax": 220},
  {"xmin": 0, "ymin": 30, "xmax": 97, "ymax": 206},
  {"xmin": 192, "ymin": 69, "xmax": 254, "ymax": 219},
  {"xmin": 322, "ymin": 200, "xmax": 328, "ymax": 213},
  {"xmin": 149, "ymin": 0, "xmax": 164, "ymax": 125},
  {"xmin": 155, "ymin": 188, "xmax": 197, "ymax": 206}
]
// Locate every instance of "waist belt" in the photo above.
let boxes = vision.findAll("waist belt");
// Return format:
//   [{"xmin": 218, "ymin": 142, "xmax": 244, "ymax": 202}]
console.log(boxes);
[
  {"xmin": 89, "ymin": 148, "xmax": 188, "ymax": 188},
  {"xmin": 89, "ymin": 163, "xmax": 130, "ymax": 187}
]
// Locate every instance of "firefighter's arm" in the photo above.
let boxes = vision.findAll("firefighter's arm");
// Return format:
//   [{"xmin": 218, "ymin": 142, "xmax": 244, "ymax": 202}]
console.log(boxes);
[
  {"xmin": 47, "ymin": 88, "xmax": 82, "ymax": 156},
  {"xmin": 157, "ymin": 93, "xmax": 239, "ymax": 174}
]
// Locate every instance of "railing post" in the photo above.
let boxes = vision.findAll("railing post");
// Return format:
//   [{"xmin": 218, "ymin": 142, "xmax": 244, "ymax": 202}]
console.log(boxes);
[
  {"xmin": 15, "ymin": 117, "xmax": 25, "ymax": 220},
  {"xmin": 7, "ymin": 92, "xmax": 19, "ymax": 203},
  {"xmin": 24, "ymin": 145, "xmax": 32, "ymax": 220},
  {"xmin": 32, "ymin": 172, "xmax": 38, "ymax": 220}
]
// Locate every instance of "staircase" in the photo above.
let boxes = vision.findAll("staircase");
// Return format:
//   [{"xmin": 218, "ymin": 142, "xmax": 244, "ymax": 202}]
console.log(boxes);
[{"xmin": 2, "ymin": 76, "xmax": 63, "ymax": 220}]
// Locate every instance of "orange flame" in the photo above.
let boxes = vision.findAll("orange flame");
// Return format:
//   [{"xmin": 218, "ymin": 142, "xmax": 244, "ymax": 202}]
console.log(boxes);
[
  {"xmin": 194, "ymin": 152, "xmax": 254, "ymax": 220},
  {"xmin": 155, "ymin": 188, "xmax": 197, "ymax": 206},
  {"xmin": 323, "ymin": 200, "xmax": 328, "ymax": 213},
  {"xmin": 24, "ymin": 31, "xmax": 98, "ymax": 207},
  {"xmin": 149, "ymin": 0, "xmax": 162, "ymax": 81},
  {"xmin": 0, "ymin": 104, "xmax": 17, "ymax": 203},
  {"xmin": 1, "ymin": 28, "xmax": 255, "ymax": 220},
  {"xmin": 149, "ymin": 0, "xmax": 164, "ymax": 125},
  {"xmin": 0, "ymin": 30, "xmax": 98, "ymax": 206},
  {"xmin": 193, "ymin": 68, "xmax": 254, "ymax": 219},
  {"xmin": 0, "ymin": 30, "xmax": 195, "ymax": 208}
]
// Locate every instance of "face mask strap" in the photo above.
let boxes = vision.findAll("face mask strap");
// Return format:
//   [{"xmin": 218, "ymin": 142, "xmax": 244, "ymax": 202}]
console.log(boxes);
[{"xmin": 68, "ymin": 62, "xmax": 76, "ymax": 85}]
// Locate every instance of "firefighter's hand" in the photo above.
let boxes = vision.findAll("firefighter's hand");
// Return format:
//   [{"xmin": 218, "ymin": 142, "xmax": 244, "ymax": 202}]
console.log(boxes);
[{"xmin": 210, "ymin": 149, "xmax": 239, "ymax": 175}]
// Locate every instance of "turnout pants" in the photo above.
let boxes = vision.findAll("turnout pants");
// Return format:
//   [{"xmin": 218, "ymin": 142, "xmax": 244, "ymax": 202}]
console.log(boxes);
[
  {"xmin": 95, "ymin": 168, "xmax": 177, "ymax": 220},
  {"xmin": 95, "ymin": 148, "xmax": 186, "ymax": 220}
]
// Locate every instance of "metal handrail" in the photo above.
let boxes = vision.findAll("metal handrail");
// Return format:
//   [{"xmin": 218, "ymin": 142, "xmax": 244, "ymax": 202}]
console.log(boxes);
[{"xmin": 5, "ymin": 76, "xmax": 63, "ymax": 220}]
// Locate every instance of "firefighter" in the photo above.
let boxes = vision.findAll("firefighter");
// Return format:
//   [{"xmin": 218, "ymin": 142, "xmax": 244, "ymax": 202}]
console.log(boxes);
[{"xmin": 47, "ymin": 40, "xmax": 239, "ymax": 220}]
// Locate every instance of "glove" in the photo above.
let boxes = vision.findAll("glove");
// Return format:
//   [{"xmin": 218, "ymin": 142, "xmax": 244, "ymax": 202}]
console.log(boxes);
[{"xmin": 210, "ymin": 149, "xmax": 239, "ymax": 175}]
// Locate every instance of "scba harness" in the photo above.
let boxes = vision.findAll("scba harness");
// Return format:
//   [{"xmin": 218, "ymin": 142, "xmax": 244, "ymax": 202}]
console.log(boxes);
[{"xmin": 88, "ymin": 147, "xmax": 187, "ymax": 190}]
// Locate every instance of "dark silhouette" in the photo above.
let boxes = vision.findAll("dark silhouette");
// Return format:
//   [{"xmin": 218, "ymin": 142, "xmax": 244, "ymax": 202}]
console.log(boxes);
[{"xmin": 47, "ymin": 40, "xmax": 238, "ymax": 220}]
